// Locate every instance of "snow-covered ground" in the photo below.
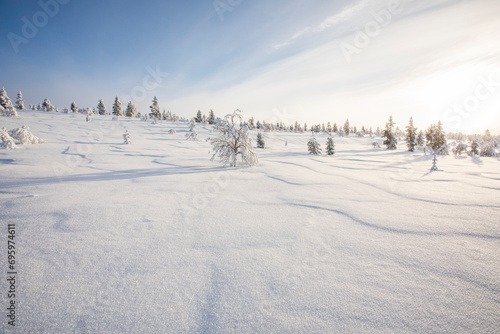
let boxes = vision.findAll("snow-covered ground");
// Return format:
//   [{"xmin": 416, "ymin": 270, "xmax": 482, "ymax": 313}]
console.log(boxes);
[{"xmin": 1, "ymin": 110, "xmax": 499, "ymax": 333}]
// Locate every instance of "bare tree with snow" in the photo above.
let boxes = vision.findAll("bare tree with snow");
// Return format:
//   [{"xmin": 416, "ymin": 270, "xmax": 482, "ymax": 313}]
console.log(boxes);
[{"xmin": 210, "ymin": 110, "xmax": 258, "ymax": 167}]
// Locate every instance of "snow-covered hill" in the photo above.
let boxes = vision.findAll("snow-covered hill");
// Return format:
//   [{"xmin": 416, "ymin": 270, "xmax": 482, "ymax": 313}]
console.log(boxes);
[{"xmin": 1, "ymin": 110, "xmax": 499, "ymax": 333}]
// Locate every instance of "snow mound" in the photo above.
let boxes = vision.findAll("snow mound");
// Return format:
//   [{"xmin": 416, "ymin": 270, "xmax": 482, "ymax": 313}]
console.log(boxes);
[
  {"xmin": 9, "ymin": 125, "xmax": 44, "ymax": 144},
  {"xmin": 0, "ymin": 128, "xmax": 16, "ymax": 149}
]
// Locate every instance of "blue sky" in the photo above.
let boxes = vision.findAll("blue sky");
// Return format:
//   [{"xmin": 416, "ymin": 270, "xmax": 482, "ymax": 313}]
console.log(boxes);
[{"xmin": 1, "ymin": 0, "xmax": 499, "ymax": 133}]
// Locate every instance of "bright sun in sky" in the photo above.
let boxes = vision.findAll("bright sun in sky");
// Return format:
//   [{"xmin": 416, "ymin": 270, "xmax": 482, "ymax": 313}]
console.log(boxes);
[{"xmin": 1, "ymin": 0, "xmax": 499, "ymax": 134}]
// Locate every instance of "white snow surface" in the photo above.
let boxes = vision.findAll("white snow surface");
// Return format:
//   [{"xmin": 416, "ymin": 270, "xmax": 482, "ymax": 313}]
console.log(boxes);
[{"xmin": 0, "ymin": 110, "xmax": 499, "ymax": 333}]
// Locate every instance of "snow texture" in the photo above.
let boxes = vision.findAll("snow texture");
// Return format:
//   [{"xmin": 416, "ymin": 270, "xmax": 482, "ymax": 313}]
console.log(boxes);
[{"xmin": 0, "ymin": 110, "xmax": 499, "ymax": 333}]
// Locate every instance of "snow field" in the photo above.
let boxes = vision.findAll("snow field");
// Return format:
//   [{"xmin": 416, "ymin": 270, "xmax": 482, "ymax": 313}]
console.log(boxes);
[{"xmin": 0, "ymin": 110, "xmax": 499, "ymax": 333}]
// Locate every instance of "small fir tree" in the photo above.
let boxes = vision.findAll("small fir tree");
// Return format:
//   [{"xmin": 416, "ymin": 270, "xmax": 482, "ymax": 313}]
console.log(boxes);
[
  {"xmin": 185, "ymin": 119, "xmax": 198, "ymax": 141},
  {"xmin": 70, "ymin": 101, "xmax": 78, "ymax": 113},
  {"xmin": 405, "ymin": 117, "xmax": 417, "ymax": 152},
  {"xmin": 16, "ymin": 91, "xmax": 25, "ymax": 110},
  {"xmin": 308, "ymin": 133, "xmax": 322, "ymax": 155},
  {"xmin": 195, "ymin": 110, "xmax": 203, "ymax": 123},
  {"xmin": 125, "ymin": 101, "xmax": 136, "ymax": 118},
  {"xmin": 97, "ymin": 99, "xmax": 106, "ymax": 115},
  {"xmin": 470, "ymin": 140, "xmax": 479, "ymax": 156},
  {"xmin": 343, "ymin": 119, "xmax": 350, "ymax": 136},
  {"xmin": 0, "ymin": 88, "xmax": 13, "ymax": 109},
  {"xmin": 123, "ymin": 130, "xmax": 131, "ymax": 144},
  {"xmin": 112, "ymin": 96, "xmax": 123, "ymax": 116},
  {"xmin": 326, "ymin": 136, "xmax": 335, "ymax": 155},
  {"xmin": 149, "ymin": 96, "xmax": 161, "ymax": 120},
  {"xmin": 382, "ymin": 116, "xmax": 397, "ymax": 150},
  {"xmin": 417, "ymin": 130, "xmax": 424, "ymax": 147},
  {"xmin": 256, "ymin": 132, "xmax": 265, "ymax": 148}
]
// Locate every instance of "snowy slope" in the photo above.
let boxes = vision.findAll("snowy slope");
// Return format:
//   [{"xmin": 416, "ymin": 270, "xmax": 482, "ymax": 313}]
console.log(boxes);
[{"xmin": 0, "ymin": 110, "xmax": 499, "ymax": 333}]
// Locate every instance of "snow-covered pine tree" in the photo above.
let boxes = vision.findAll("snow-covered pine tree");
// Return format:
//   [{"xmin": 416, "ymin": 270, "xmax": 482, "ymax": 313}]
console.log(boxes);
[
  {"xmin": 97, "ymin": 99, "xmax": 106, "ymax": 115},
  {"xmin": 470, "ymin": 140, "xmax": 479, "ymax": 156},
  {"xmin": 333, "ymin": 123, "xmax": 338, "ymax": 133},
  {"xmin": 86, "ymin": 108, "xmax": 92, "ymax": 122},
  {"xmin": 326, "ymin": 122, "xmax": 332, "ymax": 134},
  {"xmin": 426, "ymin": 121, "xmax": 448, "ymax": 154},
  {"xmin": 16, "ymin": 91, "xmax": 25, "ymax": 110},
  {"xmin": 42, "ymin": 98, "xmax": 55, "ymax": 112},
  {"xmin": 185, "ymin": 119, "xmax": 198, "ymax": 141},
  {"xmin": 70, "ymin": 101, "xmax": 78, "ymax": 113},
  {"xmin": 417, "ymin": 130, "xmax": 424, "ymax": 147},
  {"xmin": 326, "ymin": 135, "xmax": 335, "ymax": 155},
  {"xmin": 0, "ymin": 88, "xmax": 13, "ymax": 109},
  {"xmin": 308, "ymin": 133, "xmax": 322, "ymax": 155},
  {"xmin": 2, "ymin": 106, "xmax": 18, "ymax": 117},
  {"xmin": 405, "ymin": 116, "xmax": 417, "ymax": 152},
  {"xmin": 194, "ymin": 110, "xmax": 203, "ymax": 123},
  {"xmin": 343, "ymin": 119, "xmax": 350, "ymax": 136},
  {"xmin": 382, "ymin": 115, "xmax": 397, "ymax": 150},
  {"xmin": 125, "ymin": 101, "xmax": 136, "ymax": 118},
  {"xmin": 208, "ymin": 109, "xmax": 216, "ymax": 124},
  {"xmin": 210, "ymin": 110, "xmax": 258, "ymax": 167},
  {"xmin": 149, "ymin": 96, "xmax": 161, "ymax": 120},
  {"xmin": 123, "ymin": 130, "xmax": 131, "ymax": 144},
  {"xmin": 112, "ymin": 96, "xmax": 123, "ymax": 116},
  {"xmin": 256, "ymin": 132, "xmax": 265, "ymax": 148}
]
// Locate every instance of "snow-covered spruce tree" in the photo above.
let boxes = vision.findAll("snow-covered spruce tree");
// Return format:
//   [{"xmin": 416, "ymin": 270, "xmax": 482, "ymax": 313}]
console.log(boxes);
[
  {"xmin": 405, "ymin": 116, "xmax": 417, "ymax": 152},
  {"xmin": 426, "ymin": 121, "xmax": 448, "ymax": 154},
  {"xmin": 16, "ymin": 91, "xmax": 25, "ymax": 110},
  {"xmin": 9, "ymin": 126, "xmax": 43, "ymax": 144},
  {"xmin": 308, "ymin": 133, "xmax": 322, "ymax": 155},
  {"xmin": 382, "ymin": 116, "xmax": 397, "ymax": 150},
  {"xmin": 185, "ymin": 119, "xmax": 198, "ymax": 141},
  {"xmin": 343, "ymin": 119, "xmax": 350, "ymax": 136},
  {"xmin": 333, "ymin": 123, "xmax": 338, "ymax": 133},
  {"xmin": 0, "ymin": 88, "xmax": 13, "ymax": 109},
  {"xmin": 417, "ymin": 130, "xmax": 424, "ymax": 147},
  {"xmin": 149, "ymin": 96, "xmax": 161, "ymax": 120},
  {"xmin": 112, "ymin": 96, "xmax": 123, "ymax": 116},
  {"xmin": 125, "ymin": 101, "xmax": 136, "ymax": 118},
  {"xmin": 470, "ymin": 140, "xmax": 479, "ymax": 156},
  {"xmin": 210, "ymin": 110, "xmax": 258, "ymax": 167},
  {"xmin": 208, "ymin": 109, "xmax": 216, "ymax": 124},
  {"xmin": 256, "ymin": 132, "xmax": 265, "ymax": 148},
  {"xmin": 194, "ymin": 110, "xmax": 203, "ymax": 123},
  {"xmin": 70, "ymin": 101, "xmax": 78, "ymax": 113},
  {"xmin": 2, "ymin": 106, "xmax": 18, "ymax": 117},
  {"xmin": 123, "ymin": 130, "xmax": 131, "ymax": 144},
  {"xmin": 42, "ymin": 98, "xmax": 55, "ymax": 112},
  {"xmin": 326, "ymin": 135, "xmax": 335, "ymax": 155},
  {"xmin": 97, "ymin": 99, "xmax": 106, "ymax": 115},
  {"xmin": 0, "ymin": 128, "xmax": 16, "ymax": 149},
  {"xmin": 86, "ymin": 108, "xmax": 92, "ymax": 122}
]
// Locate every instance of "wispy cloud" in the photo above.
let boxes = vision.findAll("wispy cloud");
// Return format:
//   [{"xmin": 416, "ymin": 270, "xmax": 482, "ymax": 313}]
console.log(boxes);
[
  {"xmin": 316, "ymin": 0, "xmax": 370, "ymax": 31},
  {"xmin": 273, "ymin": 0, "xmax": 370, "ymax": 50}
]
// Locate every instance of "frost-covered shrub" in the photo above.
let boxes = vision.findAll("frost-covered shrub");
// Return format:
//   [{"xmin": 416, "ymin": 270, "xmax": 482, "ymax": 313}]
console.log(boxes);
[
  {"xmin": 123, "ymin": 130, "xmax": 131, "ymax": 144},
  {"xmin": 480, "ymin": 142, "xmax": 497, "ymax": 157},
  {"xmin": 9, "ymin": 126, "xmax": 44, "ymax": 144},
  {"xmin": 168, "ymin": 129, "xmax": 176, "ymax": 134},
  {"xmin": 0, "ymin": 128, "xmax": 16, "ymax": 149},
  {"xmin": 185, "ymin": 119, "xmax": 198, "ymax": 141},
  {"xmin": 452, "ymin": 142, "xmax": 467, "ymax": 156},
  {"xmin": 1, "ymin": 106, "xmax": 18, "ymax": 117}
]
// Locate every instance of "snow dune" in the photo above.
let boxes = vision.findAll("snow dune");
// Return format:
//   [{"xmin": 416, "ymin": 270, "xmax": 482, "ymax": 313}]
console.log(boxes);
[{"xmin": 0, "ymin": 110, "xmax": 499, "ymax": 333}]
